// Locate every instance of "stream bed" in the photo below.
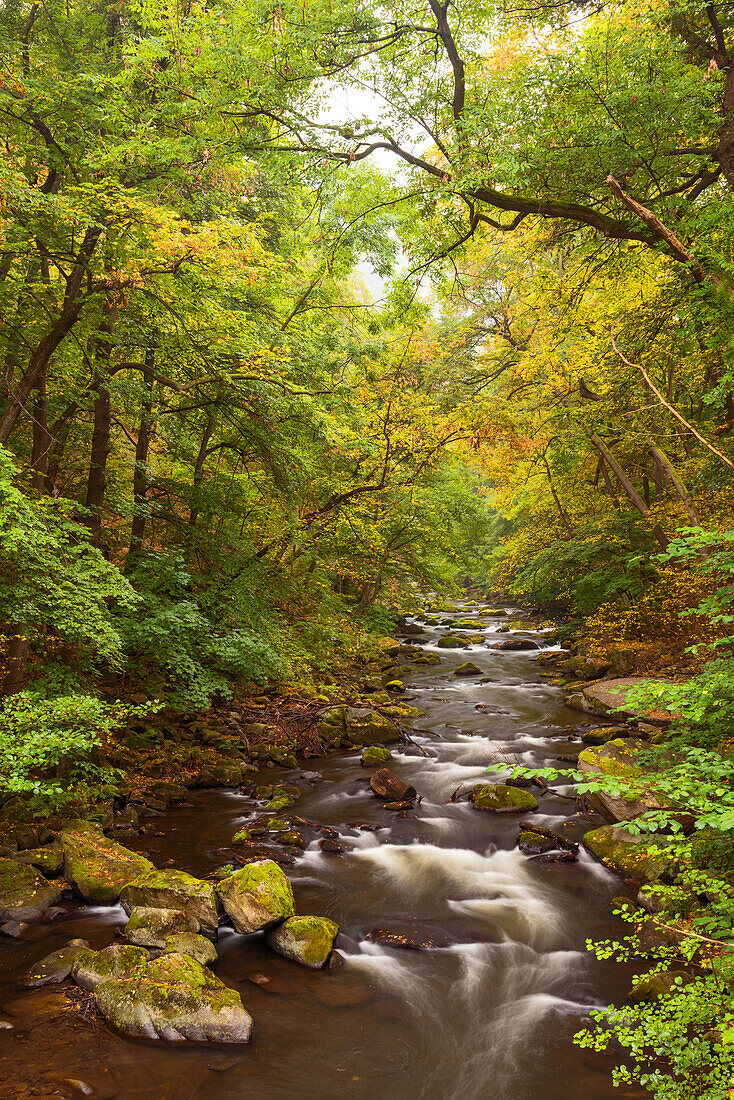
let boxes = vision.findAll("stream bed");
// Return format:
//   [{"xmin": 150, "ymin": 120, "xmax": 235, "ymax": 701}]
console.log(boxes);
[{"xmin": 1, "ymin": 603, "xmax": 642, "ymax": 1100}]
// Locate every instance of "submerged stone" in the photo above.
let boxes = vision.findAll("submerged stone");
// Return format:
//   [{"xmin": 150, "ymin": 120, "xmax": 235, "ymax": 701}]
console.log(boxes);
[
  {"xmin": 469, "ymin": 784, "xmax": 539, "ymax": 813},
  {"xmin": 216, "ymin": 859, "xmax": 295, "ymax": 934},
  {"xmin": 20, "ymin": 944, "xmax": 89, "ymax": 988},
  {"xmin": 265, "ymin": 915, "xmax": 339, "ymax": 969},
  {"xmin": 453, "ymin": 662, "xmax": 482, "ymax": 677}
]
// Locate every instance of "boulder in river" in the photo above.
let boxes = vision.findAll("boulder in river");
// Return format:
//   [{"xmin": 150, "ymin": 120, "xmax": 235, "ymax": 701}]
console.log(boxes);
[
  {"xmin": 516, "ymin": 831, "xmax": 555, "ymax": 855},
  {"xmin": 60, "ymin": 821, "xmax": 153, "ymax": 903},
  {"xmin": 163, "ymin": 933, "xmax": 218, "ymax": 968},
  {"xmin": 578, "ymin": 739, "xmax": 660, "ymax": 823},
  {"xmin": 319, "ymin": 706, "xmax": 400, "ymax": 746},
  {"xmin": 453, "ymin": 661, "xmax": 482, "ymax": 677},
  {"xmin": 265, "ymin": 915, "xmax": 339, "ymax": 968},
  {"xmin": 369, "ymin": 768, "xmax": 417, "ymax": 802},
  {"xmin": 583, "ymin": 824, "xmax": 671, "ymax": 883},
  {"xmin": 121, "ymin": 868, "xmax": 220, "ymax": 937},
  {"xmin": 216, "ymin": 859, "xmax": 295, "ymax": 934},
  {"xmin": 491, "ymin": 639, "xmax": 539, "ymax": 651},
  {"xmin": 94, "ymin": 951, "xmax": 253, "ymax": 1043},
  {"xmin": 437, "ymin": 633, "xmax": 469, "ymax": 649},
  {"xmin": 71, "ymin": 944, "xmax": 150, "ymax": 990},
  {"xmin": 567, "ymin": 677, "xmax": 673, "ymax": 724},
  {"xmin": 125, "ymin": 905, "xmax": 198, "ymax": 947},
  {"xmin": 629, "ymin": 969, "xmax": 693, "ymax": 1004},
  {"xmin": 13, "ymin": 844, "xmax": 64, "ymax": 877},
  {"xmin": 0, "ymin": 858, "xmax": 63, "ymax": 922},
  {"xmin": 361, "ymin": 745, "xmax": 392, "ymax": 767},
  {"xmin": 469, "ymin": 784, "xmax": 539, "ymax": 813},
  {"xmin": 20, "ymin": 943, "xmax": 90, "ymax": 988}
]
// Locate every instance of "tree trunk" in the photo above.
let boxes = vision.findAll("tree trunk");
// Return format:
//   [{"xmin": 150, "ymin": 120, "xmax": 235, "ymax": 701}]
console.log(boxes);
[
  {"xmin": 45, "ymin": 401, "xmax": 79, "ymax": 494},
  {"xmin": 30, "ymin": 364, "xmax": 50, "ymax": 493},
  {"xmin": 649, "ymin": 444, "xmax": 701, "ymax": 526},
  {"xmin": 3, "ymin": 631, "xmax": 29, "ymax": 695},
  {"xmin": 188, "ymin": 409, "xmax": 215, "ymax": 528},
  {"xmin": 590, "ymin": 434, "xmax": 669, "ymax": 549},
  {"xmin": 126, "ymin": 345, "xmax": 155, "ymax": 569},
  {"xmin": 84, "ymin": 385, "xmax": 111, "ymax": 545}
]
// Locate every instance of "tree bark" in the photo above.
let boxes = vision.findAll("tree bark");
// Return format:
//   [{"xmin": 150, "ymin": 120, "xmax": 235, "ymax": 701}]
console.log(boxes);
[
  {"xmin": 84, "ymin": 385, "xmax": 111, "ymax": 545},
  {"xmin": 188, "ymin": 409, "xmax": 215, "ymax": 528},
  {"xmin": 590, "ymin": 434, "xmax": 669, "ymax": 549},
  {"xmin": 649, "ymin": 444, "xmax": 701, "ymax": 526},
  {"xmin": 126, "ymin": 345, "xmax": 155, "ymax": 569},
  {"xmin": 30, "ymin": 364, "xmax": 50, "ymax": 493},
  {"xmin": 3, "ymin": 631, "xmax": 29, "ymax": 695}
]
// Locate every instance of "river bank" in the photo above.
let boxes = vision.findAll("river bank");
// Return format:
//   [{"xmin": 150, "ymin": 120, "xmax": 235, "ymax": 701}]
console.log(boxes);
[{"xmin": 0, "ymin": 599, "xmax": 666, "ymax": 1099}]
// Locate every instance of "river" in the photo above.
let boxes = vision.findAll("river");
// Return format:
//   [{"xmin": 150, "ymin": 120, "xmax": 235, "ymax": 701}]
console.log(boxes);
[{"xmin": 0, "ymin": 602, "xmax": 641, "ymax": 1100}]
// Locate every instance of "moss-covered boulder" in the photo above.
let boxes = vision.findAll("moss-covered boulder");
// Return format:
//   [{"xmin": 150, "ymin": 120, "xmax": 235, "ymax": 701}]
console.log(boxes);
[
  {"xmin": 582, "ymin": 824, "xmax": 670, "ymax": 883},
  {"xmin": 60, "ymin": 821, "xmax": 153, "ymax": 903},
  {"xmin": 163, "ymin": 933, "xmax": 218, "ymax": 968},
  {"xmin": 437, "ymin": 634, "xmax": 469, "ymax": 649},
  {"xmin": 121, "ymin": 869, "xmax": 220, "ymax": 937},
  {"xmin": 71, "ymin": 944, "xmax": 150, "ymax": 991},
  {"xmin": 578, "ymin": 739, "xmax": 659, "ymax": 823},
  {"xmin": 580, "ymin": 726, "xmax": 632, "ymax": 746},
  {"xmin": 94, "ymin": 952, "xmax": 252, "ymax": 1043},
  {"xmin": 14, "ymin": 844, "xmax": 64, "ymax": 877},
  {"xmin": 361, "ymin": 745, "xmax": 392, "ymax": 767},
  {"xmin": 20, "ymin": 944, "xmax": 90, "ymax": 988},
  {"xmin": 469, "ymin": 784, "xmax": 539, "ymax": 813},
  {"xmin": 318, "ymin": 706, "xmax": 399, "ymax": 746},
  {"xmin": 629, "ymin": 970, "xmax": 693, "ymax": 1004},
  {"xmin": 216, "ymin": 859, "xmax": 295, "ymax": 934},
  {"xmin": 125, "ymin": 906, "xmax": 198, "ymax": 947},
  {"xmin": 453, "ymin": 662, "xmax": 482, "ymax": 677},
  {"xmin": 516, "ymin": 831, "xmax": 554, "ymax": 854},
  {"xmin": 0, "ymin": 858, "xmax": 63, "ymax": 922},
  {"xmin": 265, "ymin": 915, "xmax": 339, "ymax": 969}
]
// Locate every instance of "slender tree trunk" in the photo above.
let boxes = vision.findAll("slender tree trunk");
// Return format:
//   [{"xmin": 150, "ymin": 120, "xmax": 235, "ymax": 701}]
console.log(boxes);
[
  {"xmin": 30, "ymin": 364, "xmax": 50, "ymax": 493},
  {"xmin": 126, "ymin": 345, "xmax": 155, "ymax": 570},
  {"xmin": 3, "ymin": 631, "xmax": 29, "ymax": 695},
  {"xmin": 84, "ymin": 385, "xmax": 111, "ymax": 545},
  {"xmin": 590, "ymin": 434, "xmax": 669, "ymax": 549},
  {"xmin": 45, "ymin": 401, "xmax": 79, "ymax": 494},
  {"xmin": 649, "ymin": 444, "xmax": 701, "ymax": 526},
  {"xmin": 188, "ymin": 409, "xmax": 215, "ymax": 528}
]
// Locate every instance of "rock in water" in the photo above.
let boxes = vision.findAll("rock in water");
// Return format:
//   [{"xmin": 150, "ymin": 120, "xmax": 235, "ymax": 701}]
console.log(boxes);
[
  {"xmin": 582, "ymin": 824, "xmax": 670, "ymax": 883},
  {"xmin": 20, "ymin": 944, "xmax": 90, "ymax": 988},
  {"xmin": 516, "ymin": 831, "xmax": 555, "ymax": 855},
  {"xmin": 369, "ymin": 768, "xmax": 416, "ymax": 802},
  {"xmin": 216, "ymin": 859, "xmax": 295, "ymax": 934},
  {"xmin": 453, "ymin": 662, "xmax": 482, "ymax": 677},
  {"xmin": 94, "ymin": 952, "xmax": 252, "ymax": 1043},
  {"xmin": 0, "ymin": 858, "xmax": 63, "ymax": 922},
  {"xmin": 469, "ymin": 784, "xmax": 539, "ymax": 813},
  {"xmin": 491, "ymin": 639, "xmax": 539, "ymax": 651},
  {"xmin": 120, "ymin": 868, "xmax": 220, "ymax": 936},
  {"xmin": 60, "ymin": 821, "xmax": 153, "ymax": 903},
  {"xmin": 163, "ymin": 933, "xmax": 218, "ymax": 968},
  {"xmin": 361, "ymin": 745, "xmax": 392, "ymax": 767},
  {"xmin": 265, "ymin": 915, "xmax": 339, "ymax": 968},
  {"xmin": 125, "ymin": 906, "xmax": 198, "ymax": 947},
  {"xmin": 71, "ymin": 944, "xmax": 150, "ymax": 990}
]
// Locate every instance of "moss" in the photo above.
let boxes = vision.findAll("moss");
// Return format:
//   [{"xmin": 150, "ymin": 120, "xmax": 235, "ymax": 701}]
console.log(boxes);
[
  {"xmin": 583, "ymin": 824, "xmax": 671, "ymax": 883},
  {"xmin": 516, "ymin": 831, "xmax": 554, "ymax": 854},
  {"xmin": 216, "ymin": 858, "xmax": 295, "ymax": 934},
  {"xmin": 60, "ymin": 821, "xmax": 153, "ymax": 903},
  {"xmin": 71, "ymin": 944, "xmax": 150, "ymax": 990},
  {"xmin": 162, "ymin": 933, "xmax": 218, "ymax": 968},
  {"xmin": 0, "ymin": 857, "xmax": 62, "ymax": 920},
  {"xmin": 470, "ymin": 784, "xmax": 539, "ymax": 813},
  {"xmin": 361, "ymin": 745, "xmax": 392, "ymax": 767},
  {"xmin": 120, "ymin": 868, "xmax": 220, "ymax": 935},
  {"xmin": 454, "ymin": 662, "xmax": 482, "ymax": 676},
  {"xmin": 266, "ymin": 915, "xmax": 339, "ymax": 968}
]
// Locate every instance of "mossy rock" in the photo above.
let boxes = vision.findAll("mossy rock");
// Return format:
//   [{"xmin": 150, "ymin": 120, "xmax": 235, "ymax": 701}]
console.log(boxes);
[
  {"xmin": 20, "ymin": 944, "xmax": 90, "ymax": 988},
  {"xmin": 60, "ymin": 821, "xmax": 153, "ymax": 903},
  {"xmin": 265, "ymin": 915, "xmax": 339, "ymax": 969},
  {"xmin": 163, "ymin": 933, "xmax": 218, "ymax": 968},
  {"xmin": 216, "ymin": 859, "xmax": 295, "ymax": 934},
  {"xmin": 361, "ymin": 745, "xmax": 392, "ymax": 767},
  {"xmin": 384, "ymin": 680, "xmax": 405, "ymax": 693},
  {"xmin": 516, "ymin": 831, "xmax": 554, "ymax": 854},
  {"xmin": 71, "ymin": 944, "xmax": 150, "ymax": 991},
  {"xmin": 610, "ymin": 895, "xmax": 638, "ymax": 916},
  {"xmin": 121, "ymin": 868, "xmax": 220, "ymax": 937},
  {"xmin": 270, "ymin": 748, "xmax": 298, "ymax": 768},
  {"xmin": 454, "ymin": 661, "xmax": 482, "ymax": 677},
  {"xmin": 629, "ymin": 969, "xmax": 693, "ymax": 1004},
  {"xmin": 0, "ymin": 857, "xmax": 63, "ymax": 922},
  {"xmin": 582, "ymin": 824, "xmax": 670, "ymax": 883},
  {"xmin": 578, "ymin": 739, "xmax": 659, "ymax": 823},
  {"xmin": 125, "ymin": 906, "xmax": 198, "ymax": 947},
  {"xmin": 581, "ymin": 726, "xmax": 632, "ymax": 746},
  {"xmin": 14, "ymin": 844, "xmax": 64, "ymax": 877},
  {"xmin": 469, "ymin": 785, "xmax": 539, "ymax": 813},
  {"xmin": 437, "ymin": 634, "xmax": 469, "ymax": 649},
  {"xmin": 232, "ymin": 828, "xmax": 251, "ymax": 844},
  {"xmin": 411, "ymin": 653, "xmax": 441, "ymax": 666},
  {"xmin": 94, "ymin": 952, "xmax": 252, "ymax": 1043},
  {"xmin": 341, "ymin": 707, "xmax": 399, "ymax": 746}
]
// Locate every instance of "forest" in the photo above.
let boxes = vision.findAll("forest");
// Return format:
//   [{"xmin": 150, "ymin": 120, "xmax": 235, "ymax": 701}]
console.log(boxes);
[{"xmin": 2, "ymin": 0, "xmax": 734, "ymax": 1097}]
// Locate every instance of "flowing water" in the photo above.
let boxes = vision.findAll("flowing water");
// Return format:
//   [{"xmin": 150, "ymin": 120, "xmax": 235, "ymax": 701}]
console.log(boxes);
[{"xmin": 0, "ymin": 604, "xmax": 642, "ymax": 1100}]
